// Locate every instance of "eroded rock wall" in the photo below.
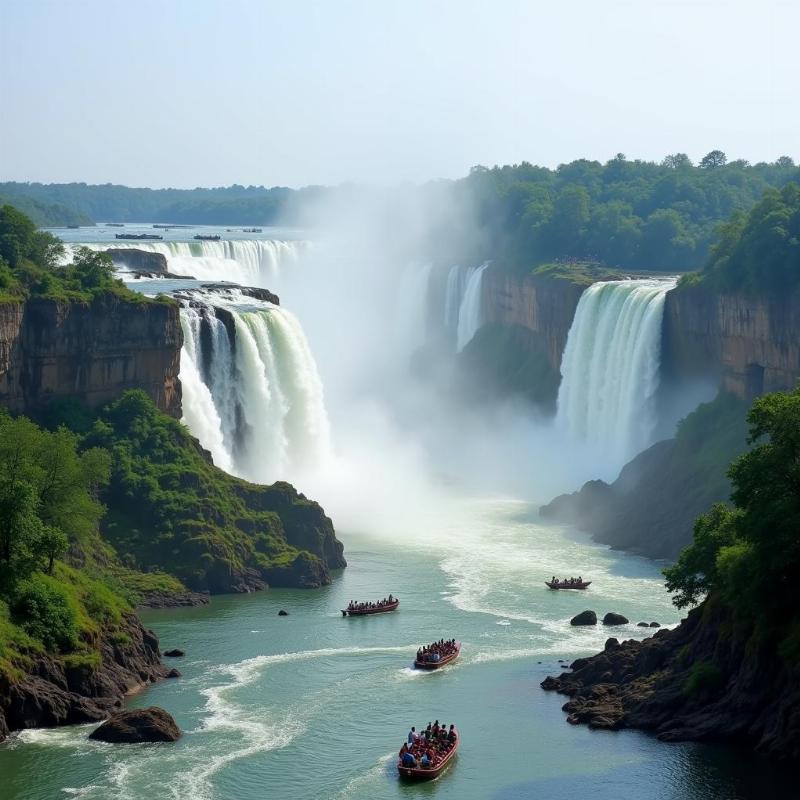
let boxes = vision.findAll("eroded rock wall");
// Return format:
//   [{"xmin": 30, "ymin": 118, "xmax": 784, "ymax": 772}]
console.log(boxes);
[{"xmin": 0, "ymin": 294, "xmax": 182, "ymax": 417}]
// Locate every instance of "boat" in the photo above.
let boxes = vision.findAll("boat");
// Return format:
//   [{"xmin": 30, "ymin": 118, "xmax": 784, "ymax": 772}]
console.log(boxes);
[
  {"xmin": 243, "ymin": 227, "xmax": 262, "ymax": 233},
  {"xmin": 414, "ymin": 642, "xmax": 461, "ymax": 670},
  {"xmin": 341, "ymin": 598, "xmax": 399, "ymax": 616},
  {"xmin": 397, "ymin": 728, "xmax": 459, "ymax": 781},
  {"xmin": 194, "ymin": 234, "xmax": 221, "ymax": 241},
  {"xmin": 115, "ymin": 233, "xmax": 163, "ymax": 240},
  {"xmin": 106, "ymin": 223, "xmax": 124, "ymax": 227},
  {"xmin": 545, "ymin": 579, "xmax": 591, "ymax": 590}
]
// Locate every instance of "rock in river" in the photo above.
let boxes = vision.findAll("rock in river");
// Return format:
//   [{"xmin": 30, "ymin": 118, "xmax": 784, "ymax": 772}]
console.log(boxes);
[
  {"xmin": 570, "ymin": 610, "xmax": 597, "ymax": 626},
  {"xmin": 89, "ymin": 707, "xmax": 181, "ymax": 743},
  {"xmin": 163, "ymin": 649, "xmax": 185, "ymax": 658},
  {"xmin": 602, "ymin": 612, "xmax": 629, "ymax": 626}
]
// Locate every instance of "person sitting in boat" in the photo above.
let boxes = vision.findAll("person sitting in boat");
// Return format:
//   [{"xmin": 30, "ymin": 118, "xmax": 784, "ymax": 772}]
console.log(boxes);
[
  {"xmin": 448, "ymin": 724, "xmax": 457, "ymax": 742},
  {"xmin": 402, "ymin": 750, "xmax": 417, "ymax": 768},
  {"xmin": 420, "ymin": 752, "xmax": 431, "ymax": 768}
]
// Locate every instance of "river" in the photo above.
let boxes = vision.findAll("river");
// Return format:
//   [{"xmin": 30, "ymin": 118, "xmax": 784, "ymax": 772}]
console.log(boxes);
[{"xmin": 0, "ymin": 495, "xmax": 791, "ymax": 800}]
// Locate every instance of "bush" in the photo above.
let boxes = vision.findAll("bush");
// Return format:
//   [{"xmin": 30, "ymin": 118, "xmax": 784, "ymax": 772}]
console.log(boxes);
[
  {"xmin": 10, "ymin": 577, "xmax": 79, "ymax": 652},
  {"xmin": 684, "ymin": 661, "xmax": 724, "ymax": 696}
]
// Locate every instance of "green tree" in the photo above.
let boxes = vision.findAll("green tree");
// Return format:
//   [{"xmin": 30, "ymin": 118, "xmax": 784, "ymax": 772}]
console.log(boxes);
[{"xmin": 700, "ymin": 150, "xmax": 727, "ymax": 169}]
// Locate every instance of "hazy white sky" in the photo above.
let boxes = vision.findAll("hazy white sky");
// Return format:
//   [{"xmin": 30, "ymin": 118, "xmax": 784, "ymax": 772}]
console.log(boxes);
[{"xmin": 1, "ymin": 0, "xmax": 797, "ymax": 188}]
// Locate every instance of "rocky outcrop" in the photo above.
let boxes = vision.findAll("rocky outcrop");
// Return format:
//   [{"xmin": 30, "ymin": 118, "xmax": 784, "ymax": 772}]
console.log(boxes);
[
  {"xmin": 602, "ymin": 612, "xmax": 629, "ymax": 626},
  {"xmin": 0, "ymin": 294, "xmax": 182, "ymax": 418},
  {"xmin": 542, "ymin": 602, "xmax": 800, "ymax": 761},
  {"xmin": 236, "ymin": 480, "xmax": 347, "ymax": 587},
  {"xmin": 136, "ymin": 589, "xmax": 210, "ymax": 609},
  {"xmin": 106, "ymin": 248, "xmax": 168, "ymax": 273},
  {"xmin": 540, "ymin": 392, "xmax": 749, "ymax": 560},
  {"xmin": 663, "ymin": 284, "xmax": 800, "ymax": 401},
  {"xmin": 89, "ymin": 706, "xmax": 181, "ymax": 743},
  {"xmin": 0, "ymin": 613, "xmax": 168, "ymax": 743},
  {"xmin": 570, "ymin": 610, "xmax": 597, "ymax": 626}
]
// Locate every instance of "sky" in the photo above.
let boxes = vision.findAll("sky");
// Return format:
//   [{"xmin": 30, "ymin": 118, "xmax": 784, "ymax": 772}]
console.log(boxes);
[{"xmin": 0, "ymin": 0, "xmax": 797, "ymax": 189}]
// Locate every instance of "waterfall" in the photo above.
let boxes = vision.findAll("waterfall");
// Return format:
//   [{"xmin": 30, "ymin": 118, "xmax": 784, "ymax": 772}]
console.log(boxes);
[
  {"xmin": 556, "ymin": 277, "xmax": 677, "ymax": 465},
  {"xmin": 177, "ymin": 288, "xmax": 331, "ymax": 484},
  {"xmin": 456, "ymin": 262, "xmax": 488, "ymax": 351},
  {"xmin": 444, "ymin": 265, "xmax": 474, "ymax": 331},
  {"xmin": 395, "ymin": 262, "xmax": 433, "ymax": 354},
  {"xmin": 67, "ymin": 239, "xmax": 308, "ymax": 287}
]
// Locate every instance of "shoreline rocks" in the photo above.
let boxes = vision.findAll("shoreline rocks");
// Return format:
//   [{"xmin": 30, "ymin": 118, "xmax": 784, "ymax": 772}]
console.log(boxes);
[
  {"xmin": 570, "ymin": 610, "xmax": 597, "ymax": 626},
  {"xmin": 602, "ymin": 612, "xmax": 629, "ymax": 626},
  {"xmin": 542, "ymin": 602, "xmax": 800, "ymax": 761}
]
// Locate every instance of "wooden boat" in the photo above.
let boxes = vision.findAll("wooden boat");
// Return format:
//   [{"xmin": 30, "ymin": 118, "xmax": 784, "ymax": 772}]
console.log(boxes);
[
  {"xmin": 398, "ymin": 729, "xmax": 459, "ymax": 781},
  {"xmin": 341, "ymin": 599, "xmax": 399, "ymax": 616},
  {"xmin": 545, "ymin": 580, "xmax": 591, "ymax": 590},
  {"xmin": 414, "ymin": 642, "xmax": 461, "ymax": 670}
]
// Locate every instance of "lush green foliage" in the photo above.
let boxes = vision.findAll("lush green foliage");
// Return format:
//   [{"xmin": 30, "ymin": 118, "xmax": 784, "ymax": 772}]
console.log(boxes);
[
  {"xmin": 702, "ymin": 182, "xmax": 800, "ymax": 293},
  {"xmin": 665, "ymin": 387, "xmax": 800, "ymax": 620},
  {"xmin": 0, "ymin": 410, "xmax": 129, "ymax": 675},
  {"xmin": 683, "ymin": 660, "xmax": 724, "ymax": 696},
  {"xmin": 0, "ymin": 205, "xmax": 147, "ymax": 303},
  {"xmin": 83, "ymin": 390, "xmax": 323, "ymax": 591},
  {"xmin": 461, "ymin": 154, "xmax": 798, "ymax": 271}
]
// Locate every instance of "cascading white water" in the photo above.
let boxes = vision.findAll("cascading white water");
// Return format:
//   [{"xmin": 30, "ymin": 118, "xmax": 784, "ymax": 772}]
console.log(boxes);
[
  {"xmin": 178, "ymin": 288, "xmax": 331, "ymax": 485},
  {"xmin": 66, "ymin": 239, "xmax": 308, "ymax": 287},
  {"xmin": 556, "ymin": 277, "xmax": 677, "ymax": 466},
  {"xmin": 456, "ymin": 262, "xmax": 489, "ymax": 351},
  {"xmin": 395, "ymin": 262, "xmax": 433, "ymax": 355},
  {"xmin": 444, "ymin": 264, "xmax": 474, "ymax": 331}
]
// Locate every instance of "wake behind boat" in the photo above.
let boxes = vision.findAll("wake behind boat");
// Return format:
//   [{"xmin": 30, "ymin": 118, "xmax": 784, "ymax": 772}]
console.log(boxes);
[
  {"xmin": 341, "ymin": 595, "xmax": 398, "ymax": 616},
  {"xmin": 415, "ymin": 639, "xmax": 460, "ymax": 670},
  {"xmin": 398, "ymin": 723, "xmax": 459, "ymax": 780}
]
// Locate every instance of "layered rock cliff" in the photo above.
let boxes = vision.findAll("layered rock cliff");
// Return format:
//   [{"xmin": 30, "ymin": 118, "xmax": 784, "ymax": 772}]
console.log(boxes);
[
  {"xmin": 0, "ymin": 613, "xmax": 169, "ymax": 743},
  {"xmin": 663, "ymin": 284, "xmax": 800, "ymax": 400},
  {"xmin": 0, "ymin": 293, "xmax": 182, "ymax": 418},
  {"xmin": 480, "ymin": 267, "xmax": 585, "ymax": 377}
]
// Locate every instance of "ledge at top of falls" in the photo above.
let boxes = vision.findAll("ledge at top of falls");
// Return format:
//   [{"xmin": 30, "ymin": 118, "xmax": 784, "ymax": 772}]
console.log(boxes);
[{"xmin": 175, "ymin": 284, "xmax": 281, "ymax": 307}]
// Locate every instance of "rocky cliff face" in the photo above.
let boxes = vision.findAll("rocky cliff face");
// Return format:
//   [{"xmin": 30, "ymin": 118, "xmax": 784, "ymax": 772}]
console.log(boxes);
[
  {"xmin": 480, "ymin": 267, "xmax": 585, "ymax": 377},
  {"xmin": 663, "ymin": 284, "xmax": 800, "ymax": 400},
  {"xmin": 106, "ymin": 248, "xmax": 169, "ymax": 273},
  {"xmin": 0, "ymin": 613, "xmax": 169, "ymax": 742},
  {"xmin": 0, "ymin": 294, "xmax": 182, "ymax": 418},
  {"xmin": 541, "ymin": 600, "xmax": 800, "ymax": 761}
]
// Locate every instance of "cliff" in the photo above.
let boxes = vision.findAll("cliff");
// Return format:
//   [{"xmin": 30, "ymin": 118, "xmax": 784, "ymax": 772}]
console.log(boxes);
[
  {"xmin": 663, "ymin": 283, "xmax": 800, "ymax": 400},
  {"xmin": 541, "ymin": 600, "xmax": 800, "ymax": 761},
  {"xmin": 0, "ymin": 612, "xmax": 169, "ymax": 743},
  {"xmin": 0, "ymin": 293, "xmax": 182, "ymax": 418},
  {"xmin": 480, "ymin": 266, "xmax": 585, "ymax": 377}
]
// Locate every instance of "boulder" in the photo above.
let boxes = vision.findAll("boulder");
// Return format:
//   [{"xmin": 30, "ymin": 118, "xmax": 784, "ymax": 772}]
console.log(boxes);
[
  {"xmin": 278, "ymin": 609, "xmax": 289, "ymax": 616},
  {"xmin": 570, "ymin": 610, "xmax": 597, "ymax": 626},
  {"xmin": 89, "ymin": 707, "xmax": 181, "ymax": 743},
  {"xmin": 637, "ymin": 622, "xmax": 649, "ymax": 627},
  {"xmin": 163, "ymin": 649, "xmax": 184, "ymax": 658},
  {"xmin": 166, "ymin": 669, "xmax": 181, "ymax": 679},
  {"xmin": 602, "ymin": 612, "xmax": 629, "ymax": 626},
  {"xmin": 649, "ymin": 622, "xmax": 661, "ymax": 628}
]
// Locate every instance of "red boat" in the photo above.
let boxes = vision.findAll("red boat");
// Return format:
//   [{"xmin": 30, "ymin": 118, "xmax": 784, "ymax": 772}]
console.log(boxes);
[
  {"xmin": 414, "ymin": 642, "xmax": 461, "ymax": 670},
  {"xmin": 545, "ymin": 580, "xmax": 591, "ymax": 590},
  {"xmin": 398, "ymin": 729, "xmax": 459, "ymax": 781},
  {"xmin": 341, "ymin": 599, "xmax": 399, "ymax": 616}
]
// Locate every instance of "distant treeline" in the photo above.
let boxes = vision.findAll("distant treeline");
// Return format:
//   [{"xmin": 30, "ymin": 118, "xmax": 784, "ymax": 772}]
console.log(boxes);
[
  {"xmin": 0, "ymin": 182, "xmax": 323, "ymax": 227},
  {"xmin": 458, "ymin": 152, "xmax": 799, "ymax": 271},
  {"xmin": 3, "ymin": 151, "xmax": 798, "ymax": 270},
  {"xmin": 0, "ymin": 192, "xmax": 93, "ymax": 228}
]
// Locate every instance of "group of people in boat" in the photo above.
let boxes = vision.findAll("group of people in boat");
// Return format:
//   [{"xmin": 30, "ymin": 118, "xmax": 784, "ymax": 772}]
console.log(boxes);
[
  {"xmin": 416, "ymin": 639, "xmax": 458, "ymax": 664},
  {"xmin": 399, "ymin": 722, "xmax": 457, "ymax": 770},
  {"xmin": 345, "ymin": 594, "xmax": 395, "ymax": 612},
  {"xmin": 551, "ymin": 575, "xmax": 584, "ymax": 585}
]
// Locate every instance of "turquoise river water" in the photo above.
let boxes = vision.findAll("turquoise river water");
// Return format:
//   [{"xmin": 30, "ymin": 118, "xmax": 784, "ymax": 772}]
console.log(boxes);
[{"xmin": 0, "ymin": 496, "xmax": 793, "ymax": 800}]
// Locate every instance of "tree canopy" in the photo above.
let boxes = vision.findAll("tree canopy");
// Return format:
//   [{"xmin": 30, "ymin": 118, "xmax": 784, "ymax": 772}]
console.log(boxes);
[{"xmin": 664, "ymin": 387, "xmax": 800, "ymax": 619}]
